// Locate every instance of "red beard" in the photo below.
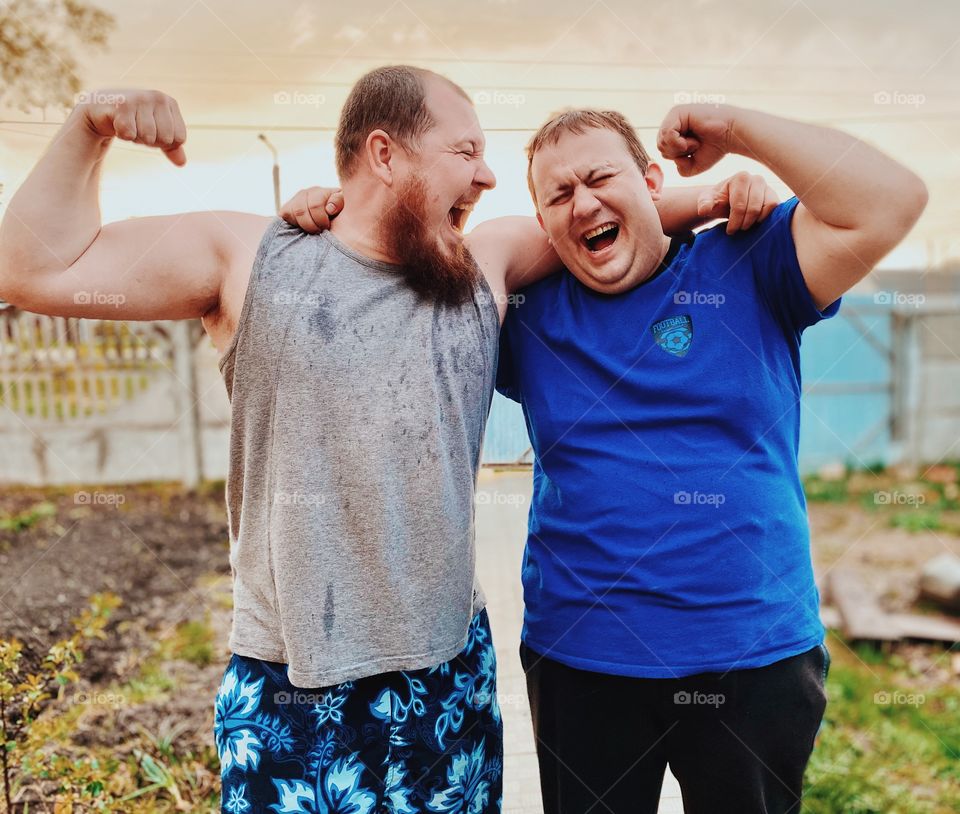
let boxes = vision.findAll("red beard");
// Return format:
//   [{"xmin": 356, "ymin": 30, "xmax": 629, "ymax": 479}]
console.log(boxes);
[{"xmin": 378, "ymin": 173, "xmax": 480, "ymax": 306}]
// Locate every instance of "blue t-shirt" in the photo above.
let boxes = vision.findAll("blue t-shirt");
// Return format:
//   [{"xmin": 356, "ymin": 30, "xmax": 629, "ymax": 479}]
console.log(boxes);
[{"xmin": 497, "ymin": 198, "xmax": 839, "ymax": 678}]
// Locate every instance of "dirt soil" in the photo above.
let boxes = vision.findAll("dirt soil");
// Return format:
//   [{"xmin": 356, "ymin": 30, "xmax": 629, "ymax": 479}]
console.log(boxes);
[
  {"xmin": 0, "ymin": 483, "xmax": 231, "ymax": 682},
  {"xmin": 0, "ymin": 483, "xmax": 958, "ymax": 808},
  {"xmin": 3, "ymin": 485, "xmax": 959, "ymax": 684}
]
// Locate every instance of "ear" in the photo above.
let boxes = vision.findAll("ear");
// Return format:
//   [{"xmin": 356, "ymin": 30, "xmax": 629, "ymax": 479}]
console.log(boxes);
[
  {"xmin": 365, "ymin": 129, "xmax": 395, "ymax": 186},
  {"xmin": 644, "ymin": 162, "xmax": 665, "ymax": 201},
  {"xmin": 534, "ymin": 211, "xmax": 553, "ymax": 245}
]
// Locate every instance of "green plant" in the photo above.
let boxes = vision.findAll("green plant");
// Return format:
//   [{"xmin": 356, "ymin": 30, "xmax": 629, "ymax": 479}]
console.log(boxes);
[
  {"xmin": 0, "ymin": 502, "xmax": 56, "ymax": 532},
  {"xmin": 0, "ymin": 592, "xmax": 121, "ymax": 811},
  {"xmin": 890, "ymin": 509, "xmax": 943, "ymax": 533},
  {"xmin": 804, "ymin": 476, "xmax": 850, "ymax": 503},
  {"xmin": 170, "ymin": 618, "xmax": 215, "ymax": 668}
]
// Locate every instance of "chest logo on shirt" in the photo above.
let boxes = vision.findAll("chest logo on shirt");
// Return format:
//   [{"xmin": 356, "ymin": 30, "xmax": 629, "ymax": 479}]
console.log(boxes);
[{"xmin": 651, "ymin": 314, "xmax": 693, "ymax": 357}]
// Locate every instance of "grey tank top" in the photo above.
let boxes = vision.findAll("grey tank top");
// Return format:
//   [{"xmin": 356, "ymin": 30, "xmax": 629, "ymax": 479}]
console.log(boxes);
[{"xmin": 218, "ymin": 219, "xmax": 499, "ymax": 688}]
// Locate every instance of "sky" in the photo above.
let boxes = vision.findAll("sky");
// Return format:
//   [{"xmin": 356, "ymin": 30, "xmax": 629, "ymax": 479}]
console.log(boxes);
[{"xmin": 1, "ymin": 0, "xmax": 958, "ymax": 270}]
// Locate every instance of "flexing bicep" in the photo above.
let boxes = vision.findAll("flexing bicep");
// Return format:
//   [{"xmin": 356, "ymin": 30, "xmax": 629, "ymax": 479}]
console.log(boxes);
[
  {"xmin": 791, "ymin": 202, "xmax": 884, "ymax": 311},
  {"xmin": 6, "ymin": 211, "xmax": 270, "ymax": 321}
]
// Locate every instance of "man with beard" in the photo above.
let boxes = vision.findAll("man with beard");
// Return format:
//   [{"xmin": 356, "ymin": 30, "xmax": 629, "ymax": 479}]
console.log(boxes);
[
  {"xmin": 1, "ymin": 66, "xmax": 505, "ymax": 814},
  {"xmin": 0, "ymin": 66, "xmax": 774, "ymax": 813}
]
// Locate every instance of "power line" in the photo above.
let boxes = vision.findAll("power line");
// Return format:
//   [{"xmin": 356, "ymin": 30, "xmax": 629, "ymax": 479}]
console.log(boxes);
[
  {"xmin": 3, "ymin": 112, "xmax": 960, "ymax": 134},
  {"xmin": 112, "ymin": 75, "xmax": 954, "ymax": 100},
  {"xmin": 0, "ymin": 126, "xmax": 152, "ymax": 153},
  {"xmin": 105, "ymin": 47, "xmax": 944, "ymax": 77}
]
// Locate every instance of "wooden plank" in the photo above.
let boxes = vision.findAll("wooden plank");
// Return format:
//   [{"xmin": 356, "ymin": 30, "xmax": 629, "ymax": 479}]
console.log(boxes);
[
  {"xmin": 9, "ymin": 312, "xmax": 23, "ymax": 414},
  {"xmin": 37, "ymin": 314, "xmax": 56, "ymax": 421},
  {"xmin": 829, "ymin": 569, "xmax": 900, "ymax": 641},
  {"xmin": 890, "ymin": 613, "xmax": 960, "ymax": 644},
  {"xmin": 52, "ymin": 316, "xmax": 70, "ymax": 420}
]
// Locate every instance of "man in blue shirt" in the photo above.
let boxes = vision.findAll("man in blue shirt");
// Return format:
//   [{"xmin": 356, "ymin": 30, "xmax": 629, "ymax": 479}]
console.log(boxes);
[{"xmin": 497, "ymin": 105, "xmax": 926, "ymax": 813}]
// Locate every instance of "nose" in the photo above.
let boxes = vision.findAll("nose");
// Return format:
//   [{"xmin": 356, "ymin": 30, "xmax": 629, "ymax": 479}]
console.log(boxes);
[
  {"xmin": 571, "ymin": 185, "xmax": 601, "ymax": 222},
  {"xmin": 474, "ymin": 158, "xmax": 496, "ymax": 190}
]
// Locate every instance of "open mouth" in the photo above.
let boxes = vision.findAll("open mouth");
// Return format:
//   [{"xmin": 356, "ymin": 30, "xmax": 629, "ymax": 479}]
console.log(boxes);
[
  {"xmin": 581, "ymin": 222, "xmax": 620, "ymax": 253},
  {"xmin": 447, "ymin": 203, "xmax": 474, "ymax": 234}
]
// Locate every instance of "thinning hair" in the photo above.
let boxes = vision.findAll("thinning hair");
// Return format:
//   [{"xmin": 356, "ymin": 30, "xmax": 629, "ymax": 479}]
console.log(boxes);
[{"xmin": 335, "ymin": 65, "xmax": 471, "ymax": 180}]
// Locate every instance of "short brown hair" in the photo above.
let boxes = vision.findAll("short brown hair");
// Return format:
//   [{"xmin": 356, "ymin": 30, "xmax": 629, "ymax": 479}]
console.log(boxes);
[
  {"xmin": 335, "ymin": 65, "xmax": 470, "ymax": 180},
  {"xmin": 525, "ymin": 109, "xmax": 651, "ymax": 206}
]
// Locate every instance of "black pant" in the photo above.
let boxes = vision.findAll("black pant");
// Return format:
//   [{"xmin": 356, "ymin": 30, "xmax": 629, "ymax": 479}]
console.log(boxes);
[{"xmin": 520, "ymin": 642, "xmax": 829, "ymax": 814}]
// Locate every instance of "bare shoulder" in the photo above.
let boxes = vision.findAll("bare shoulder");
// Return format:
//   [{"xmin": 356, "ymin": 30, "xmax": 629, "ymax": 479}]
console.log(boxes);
[
  {"xmin": 468, "ymin": 216, "xmax": 559, "ymax": 303},
  {"xmin": 202, "ymin": 213, "xmax": 275, "ymax": 353},
  {"xmin": 466, "ymin": 219, "xmax": 512, "ymax": 296}
]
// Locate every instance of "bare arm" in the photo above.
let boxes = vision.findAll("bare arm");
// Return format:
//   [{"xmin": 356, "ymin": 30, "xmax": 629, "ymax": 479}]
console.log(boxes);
[
  {"xmin": 0, "ymin": 90, "xmax": 268, "ymax": 331},
  {"xmin": 658, "ymin": 104, "xmax": 928, "ymax": 309}
]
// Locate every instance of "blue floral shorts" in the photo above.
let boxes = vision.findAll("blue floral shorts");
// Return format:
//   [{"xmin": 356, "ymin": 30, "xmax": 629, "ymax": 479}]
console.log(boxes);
[{"xmin": 214, "ymin": 609, "xmax": 503, "ymax": 813}]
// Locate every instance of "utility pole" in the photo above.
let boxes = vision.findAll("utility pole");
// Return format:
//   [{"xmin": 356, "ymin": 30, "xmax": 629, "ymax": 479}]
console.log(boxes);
[{"xmin": 258, "ymin": 134, "xmax": 281, "ymax": 214}]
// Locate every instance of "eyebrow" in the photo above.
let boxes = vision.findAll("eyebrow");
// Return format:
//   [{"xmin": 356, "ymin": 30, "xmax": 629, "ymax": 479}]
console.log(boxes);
[
  {"xmin": 545, "ymin": 163, "xmax": 619, "ymax": 200},
  {"xmin": 584, "ymin": 163, "xmax": 618, "ymax": 181}
]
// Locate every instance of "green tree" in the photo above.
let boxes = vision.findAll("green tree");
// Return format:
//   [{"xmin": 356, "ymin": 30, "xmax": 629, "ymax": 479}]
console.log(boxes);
[{"xmin": 0, "ymin": 0, "xmax": 114, "ymax": 112}]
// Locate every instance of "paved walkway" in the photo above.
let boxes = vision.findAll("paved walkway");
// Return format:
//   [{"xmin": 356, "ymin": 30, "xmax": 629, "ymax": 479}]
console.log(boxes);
[{"xmin": 475, "ymin": 469, "xmax": 684, "ymax": 814}]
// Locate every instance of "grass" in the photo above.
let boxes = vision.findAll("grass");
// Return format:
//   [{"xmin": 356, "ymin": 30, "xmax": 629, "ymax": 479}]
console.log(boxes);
[
  {"xmin": 804, "ymin": 475, "xmax": 850, "ymax": 503},
  {"xmin": 14, "ymin": 609, "xmax": 222, "ymax": 811},
  {"xmin": 803, "ymin": 462, "xmax": 960, "ymax": 535},
  {"xmin": 0, "ymin": 501, "xmax": 56, "ymax": 532},
  {"xmin": 890, "ymin": 509, "xmax": 945, "ymax": 533},
  {"xmin": 169, "ymin": 618, "xmax": 215, "ymax": 668},
  {"xmin": 804, "ymin": 638, "xmax": 960, "ymax": 813}
]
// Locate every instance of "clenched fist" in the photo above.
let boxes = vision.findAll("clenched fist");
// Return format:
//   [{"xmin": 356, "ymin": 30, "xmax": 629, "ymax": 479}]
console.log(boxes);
[
  {"xmin": 77, "ymin": 89, "xmax": 187, "ymax": 166},
  {"xmin": 657, "ymin": 104, "xmax": 739, "ymax": 178}
]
